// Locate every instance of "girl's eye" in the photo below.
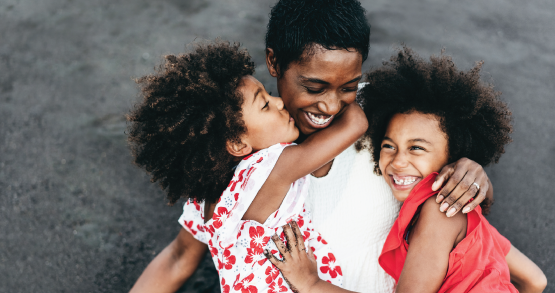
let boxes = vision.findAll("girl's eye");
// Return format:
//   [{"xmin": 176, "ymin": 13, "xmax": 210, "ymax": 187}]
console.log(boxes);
[
  {"xmin": 382, "ymin": 144, "xmax": 395, "ymax": 150},
  {"xmin": 410, "ymin": 146, "xmax": 425, "ymax": 151},
  {"xmin": 262, "ymin": 101, "xmax": 269, "ymax": 110}
]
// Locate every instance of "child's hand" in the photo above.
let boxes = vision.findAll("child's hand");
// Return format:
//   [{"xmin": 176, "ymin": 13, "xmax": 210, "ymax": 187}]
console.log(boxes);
[{"xmin": 264, "ymin": 221, "xmax": 321, "ymax": 293}]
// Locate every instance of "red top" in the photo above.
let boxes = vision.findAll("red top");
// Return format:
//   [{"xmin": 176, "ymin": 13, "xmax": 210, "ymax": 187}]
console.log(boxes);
[{"xmin": 379, "ymin": 173, "xmax": 517, "ymax": 293}]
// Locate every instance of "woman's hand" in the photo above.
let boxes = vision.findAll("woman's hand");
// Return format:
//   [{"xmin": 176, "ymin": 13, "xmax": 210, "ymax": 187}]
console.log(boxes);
[
  {"xmin": 264, "ymin": 221, "xmax": 320, "ymax": 293},
  {"xmin": 432, "ymin": 157, "xmax": 492, "ymax": 217}
]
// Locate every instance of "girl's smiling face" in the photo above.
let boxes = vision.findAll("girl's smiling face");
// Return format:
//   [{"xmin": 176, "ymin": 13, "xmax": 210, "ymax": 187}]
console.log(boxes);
[
  {"xmin": 379, "ymin": 112, "xmax": 449, "ymax": 202},
  {"xmin": 238, "ymin": 75, "xmax": 299, "ymax": 151}
]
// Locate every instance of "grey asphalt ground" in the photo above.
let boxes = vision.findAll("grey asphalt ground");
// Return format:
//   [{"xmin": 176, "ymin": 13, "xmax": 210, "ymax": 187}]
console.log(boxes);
[{"xmin": 1, "ymin": 0, "xmax": 554, "ymax": 292}]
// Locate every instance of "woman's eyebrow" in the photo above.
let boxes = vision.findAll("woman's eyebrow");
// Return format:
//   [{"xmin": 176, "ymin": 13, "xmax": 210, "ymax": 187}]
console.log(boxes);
[{"xmin": 299, "ymin": 75, "xmax": 362, "ymax": 85}]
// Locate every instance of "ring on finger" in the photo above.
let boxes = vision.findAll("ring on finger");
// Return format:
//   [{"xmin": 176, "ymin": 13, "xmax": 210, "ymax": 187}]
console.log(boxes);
[{"xmin": 472, "ymin": 182, "xmax": 480, "ymax": 190}]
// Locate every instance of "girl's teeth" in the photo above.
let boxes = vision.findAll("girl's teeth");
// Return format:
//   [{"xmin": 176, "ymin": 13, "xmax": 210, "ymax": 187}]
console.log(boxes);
[
  {"xmin": 393, "ymin": 177, "xmax": 417, "ymax": 185},
  {"xmin": 307, "ymin": 112, "xmax": 333, "ymax": 125}
]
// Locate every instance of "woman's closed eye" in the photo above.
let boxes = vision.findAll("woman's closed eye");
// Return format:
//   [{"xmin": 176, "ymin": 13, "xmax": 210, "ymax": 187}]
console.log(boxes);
[
  {"xmin": 304, "ymin": 86, "xmax": 324, "ymax": 94},
  {"xmin": 262, "ymin": 101, "xmax": 269, "ymax": 110},
  {"xmin": 342, "ymin": 87, "xmax": 358, "ymax": 92}
]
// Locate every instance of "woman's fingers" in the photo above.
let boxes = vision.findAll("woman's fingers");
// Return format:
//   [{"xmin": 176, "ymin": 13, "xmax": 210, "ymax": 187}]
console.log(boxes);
[
  {"xmin": 271, "ymin": 234, "xmax": 289, "ymax": 262},
  {"xmin": 264, "ymin": 249, "xmax": 284, "ymax": 269},
  {"xmin": 282, "ymin": 223, "xmax": 299, "ymax": 258},
  {"xmin": 462, "ymin": 177, "xmax": 489, "ymax": 214},
  {"xmin": 290, "ymin": 221, "xmax": 306, "ymax": 253},
  {"xmin": 433, "ymin": 162, "xmax": 455, "ymax": 200}
]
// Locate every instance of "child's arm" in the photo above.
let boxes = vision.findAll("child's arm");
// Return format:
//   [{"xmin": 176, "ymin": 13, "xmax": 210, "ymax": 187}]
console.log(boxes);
[
  {"xmin": 505, "ymin": 245, "xmax": 547, "ymax": 293},
  {"xmin": 243, "ymin": 103, "xmax": 367, "ymax": 223},
  {"xmin": 396, "ymin": 197, "xmax": 467, "ymax": 293},
  {"xmin": 272, "ymin": 102, "xmax": 368, "ymax": 184},
  {"xmin": 129, "ymin": 228, "xmax": 207, "ymax": 293}
]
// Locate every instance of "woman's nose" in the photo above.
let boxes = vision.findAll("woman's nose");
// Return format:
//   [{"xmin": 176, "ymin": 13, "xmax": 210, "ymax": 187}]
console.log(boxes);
[
  {"xmin": 317, "ymin": 94, "xmax": 342, "ymax": 116},
  {"xmin": 274, "ymin": 96, "xmax": 284, "ymax": 110}
]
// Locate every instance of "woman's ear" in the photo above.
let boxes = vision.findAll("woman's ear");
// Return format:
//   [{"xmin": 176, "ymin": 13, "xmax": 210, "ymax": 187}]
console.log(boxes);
[
  {"xmin": 226, "ymin": 139, "xmax": 252, "ymax": 158},
  {"xmin": 265, "ymin": 48, "xmax": 279, "ymax": 77}
]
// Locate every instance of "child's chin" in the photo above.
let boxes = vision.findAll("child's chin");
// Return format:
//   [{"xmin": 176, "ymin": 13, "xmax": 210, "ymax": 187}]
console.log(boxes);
[{"xmin": 392, "ymin": 190, "xmax": 410, "ymax": 203}]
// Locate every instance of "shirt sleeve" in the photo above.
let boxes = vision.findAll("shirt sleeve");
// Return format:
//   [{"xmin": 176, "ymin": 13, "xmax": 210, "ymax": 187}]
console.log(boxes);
[
  {"xmin": 178, "ymin": 199, "xmax": 208, "ymax": 245},
  {"xmin": 489, "ymin": 224, "xmax": 512, "ymax": 256}
]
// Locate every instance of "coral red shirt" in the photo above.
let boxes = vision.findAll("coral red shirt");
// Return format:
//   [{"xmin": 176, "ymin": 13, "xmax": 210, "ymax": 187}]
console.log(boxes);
[{"xmin": 379, "ymin": 173, "xmax": 517, "ymax": 293}]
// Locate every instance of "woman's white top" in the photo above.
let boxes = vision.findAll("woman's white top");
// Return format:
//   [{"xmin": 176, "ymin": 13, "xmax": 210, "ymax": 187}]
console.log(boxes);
[{"xmin": 305, "ymin": 144, "xmax": 401, "ymax": 293}]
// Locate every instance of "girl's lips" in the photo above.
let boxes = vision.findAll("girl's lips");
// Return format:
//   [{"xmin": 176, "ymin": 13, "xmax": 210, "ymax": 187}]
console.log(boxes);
[
  {"xmin": 303, "ymin": 111, "xmax": 334, "ymax": 129},
  {"xmin": 388, "ymin": 175, "xmax": 422, "ymax": 191}
]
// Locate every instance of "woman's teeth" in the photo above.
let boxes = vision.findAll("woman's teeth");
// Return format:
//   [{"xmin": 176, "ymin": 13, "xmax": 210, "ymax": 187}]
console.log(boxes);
[
  {"xmin": 393, "ymin": 176, "xmax": 417, "ymax": 185},
  {"xmin": 307, "ymin": 112, "xmax": 333, "ymax": 125}
]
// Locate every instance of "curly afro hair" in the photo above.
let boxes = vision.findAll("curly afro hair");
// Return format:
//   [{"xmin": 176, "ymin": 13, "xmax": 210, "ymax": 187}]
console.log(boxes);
[
  {"xmin": 127, "ymin": 41, "xmax": 255, "ymax": 205},
  {"xmin": 357, "ymin": 46, "xmax": 513, "ymax": 176}
]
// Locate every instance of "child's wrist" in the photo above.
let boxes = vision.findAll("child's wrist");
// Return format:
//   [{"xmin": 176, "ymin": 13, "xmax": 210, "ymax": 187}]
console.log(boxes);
[{"xmin": 301, "ymin": 278, "xmax": 325, "ymax": 293}]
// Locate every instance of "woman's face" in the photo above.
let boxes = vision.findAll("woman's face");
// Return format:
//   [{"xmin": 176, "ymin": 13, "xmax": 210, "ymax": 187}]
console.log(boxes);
[
  {"xmin": 267, "ymin": 45, "xmax": 363, "ymax": 136},
  {"xmin": 379, "ymin": 112, "xmax": 449, "ymax": 202}
]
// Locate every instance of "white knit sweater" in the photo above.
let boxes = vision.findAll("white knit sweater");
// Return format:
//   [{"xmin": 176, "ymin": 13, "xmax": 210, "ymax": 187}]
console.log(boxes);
[{"xmin": 305, "ymin": 144, "xmax": 401, "ymax": 293}]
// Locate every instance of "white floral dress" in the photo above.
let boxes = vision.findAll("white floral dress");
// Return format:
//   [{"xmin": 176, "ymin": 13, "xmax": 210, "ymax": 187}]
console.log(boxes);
[{"xmin": 179, "ymin": 143, "xmax": 343, "ymax": 293}]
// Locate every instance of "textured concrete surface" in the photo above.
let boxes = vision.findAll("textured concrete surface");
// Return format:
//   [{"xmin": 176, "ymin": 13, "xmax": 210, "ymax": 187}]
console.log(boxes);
[{"xmin": 0, "ymin": 0, "xmax": 553, "ymax": 292}]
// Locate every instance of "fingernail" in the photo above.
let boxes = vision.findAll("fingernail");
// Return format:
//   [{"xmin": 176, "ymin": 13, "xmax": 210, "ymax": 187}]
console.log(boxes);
[
  {"xmin": 440, "ymin": 202, "xmax": 449, "ymax": 212},
  {"xmin": 436, "ymin": 195, "xmax": 444, "ymax": 203},
  {"xmin": 447, "ymin": 207, "xmax": 456, "ymax": 217},
  {"xmin": 462, "ymin": 207, "xmax": 470, "ymax": 214}
]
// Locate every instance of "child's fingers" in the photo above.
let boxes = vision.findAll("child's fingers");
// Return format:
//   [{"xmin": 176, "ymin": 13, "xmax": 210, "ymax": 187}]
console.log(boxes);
[
  {"xmin": 290, "ymin": 221, "xmax": 306, "ymax": 253},
  {"xmin": 271, "ymin": 234, "xmax": 289, "ymax": 262},
  {"xmin": 264, "ymin": 249, "xmax": 284, "ymax": 269},
  {"xmin": 307, "ymin": 246, "xmax": 316, "ymax": 262}
]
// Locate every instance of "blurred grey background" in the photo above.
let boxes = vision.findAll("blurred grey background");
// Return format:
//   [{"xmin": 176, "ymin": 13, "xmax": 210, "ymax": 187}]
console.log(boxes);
[{"xmin": 1, "ymin": 0, "xmax": 554, "ymax": 292}]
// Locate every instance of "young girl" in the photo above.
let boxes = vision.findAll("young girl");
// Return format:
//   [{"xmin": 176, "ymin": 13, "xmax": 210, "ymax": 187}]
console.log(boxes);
[
  {"xmin": 127, "ymin": 41, "xmax": 367, "ymax": 292},
  {"xmin": 264, "ymin": 47, "xmax": 547, "ymax": 293}
]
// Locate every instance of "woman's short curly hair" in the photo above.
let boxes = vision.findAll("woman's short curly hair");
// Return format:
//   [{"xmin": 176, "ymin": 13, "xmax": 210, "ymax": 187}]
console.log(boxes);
[
  {"xmin": 127, "ymin": 41, "xmax": 255, "ymax": 205},
  {"xmin": 357, "ymin": 46, "xmax": 513, "ymax": 175}
]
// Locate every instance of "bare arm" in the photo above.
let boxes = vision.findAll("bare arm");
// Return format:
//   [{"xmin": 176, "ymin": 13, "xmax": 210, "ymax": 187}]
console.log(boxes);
[
  {"xmin": 506, "ymin": 245, "xmax": 547, "ymax": 293},
  {"xmin": 272, "ymin": 102, "xmax": 367, "ymax": 184},
  {"xmin": 129, "ymin": 228, "xmax": 207, "ymax": 293},
  {"xmin": 396, "ymin": 197, "xmax": 466, "ymax": 293}
]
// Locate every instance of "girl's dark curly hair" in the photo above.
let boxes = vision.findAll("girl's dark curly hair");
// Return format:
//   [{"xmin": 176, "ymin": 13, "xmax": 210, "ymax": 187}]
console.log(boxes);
[
  {"xmin": 357, "ymin": 46, "xmax": 513, "ymax": 176},
  {"xmin": 127, "ymin": 41, "xmax": 255, "ymax": 205}
]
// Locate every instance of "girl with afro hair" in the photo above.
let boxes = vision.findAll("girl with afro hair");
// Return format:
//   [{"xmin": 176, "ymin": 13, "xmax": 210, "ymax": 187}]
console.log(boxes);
[
  {"xmin": 127, "ymin": 40, "xmax": 368, "ymax": 292},
  {"xmin": 264, "ymin": 47, "xmax": 546, "ymax": 293}
]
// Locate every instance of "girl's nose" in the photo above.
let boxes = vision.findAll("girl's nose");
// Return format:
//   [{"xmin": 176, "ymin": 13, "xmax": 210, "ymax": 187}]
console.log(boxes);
[{"xmin": 391, "ymin": 152, "xmax": 409, "ymax": 169}]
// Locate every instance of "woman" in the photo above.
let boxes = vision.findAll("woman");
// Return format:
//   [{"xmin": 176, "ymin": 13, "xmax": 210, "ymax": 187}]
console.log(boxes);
[{"xmin": 129, "ymin": 1, "xmax": 492, "ymax": 292}]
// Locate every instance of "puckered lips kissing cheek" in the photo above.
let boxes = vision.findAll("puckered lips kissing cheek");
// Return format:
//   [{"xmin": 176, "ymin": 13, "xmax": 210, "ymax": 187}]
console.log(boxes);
[{"xmin": 304, "ymin": 111, "xmax": 334, "ymax": 129}]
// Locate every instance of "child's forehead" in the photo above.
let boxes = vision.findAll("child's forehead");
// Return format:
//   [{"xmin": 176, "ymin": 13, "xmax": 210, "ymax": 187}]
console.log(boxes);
[{"xmin": 386, "ymin": 112, "xmax": 444, "ymax": 140}]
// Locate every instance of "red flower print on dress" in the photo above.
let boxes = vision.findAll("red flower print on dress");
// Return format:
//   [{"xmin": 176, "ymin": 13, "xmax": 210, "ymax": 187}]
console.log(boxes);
[
  {"xmin": 218, "ymin": 248, "xmax": 236, "ymax": 270},
  {"xmin": 212, "ymin": 207, "xmax": 229, "ymax": 229},
  {"xmin": 249, "ymin": 226, "xmax": 270, "ymax": 253},
  {"xmin": 241, "ymin": 167, "xmax": 257, "ymax": 190},
  {"xmin": 221, "ymin": 278, "xmax": 230, "ymax": 293},
  {"xmin": 229, "ymin": 169, "xmax": 246, "ymax": 192},
  {"xmin": 192, "ymin": 199, "xmax": 202, "ymax": 211},
  {"xmin": 233, "ymin": 273, "xmax": 258, "ymax": 293},
  {"xmin": 264, "ymin": 265, "xmax": 280, "ymax": 284},
  {"xmin": 297, "ymin": 215, "xmax": 304, "ymax": 228},
  {"xmin": 320, "ymin": 253, "xmax": 342, "ymax": 278},
  {"xmin": 268, "ymin": 277, "xmax": 288, "ymax": 293},
  {"xmin": 183, "ymin": 220, "xmax": 197, "ymax": 235},
  {"xmin": 317, "ymin": 236, "xmax": 328, "ymax": 244},
  {"xmin": 245, "ymin": 247, "xmax": 257, "ymax": 264}
]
